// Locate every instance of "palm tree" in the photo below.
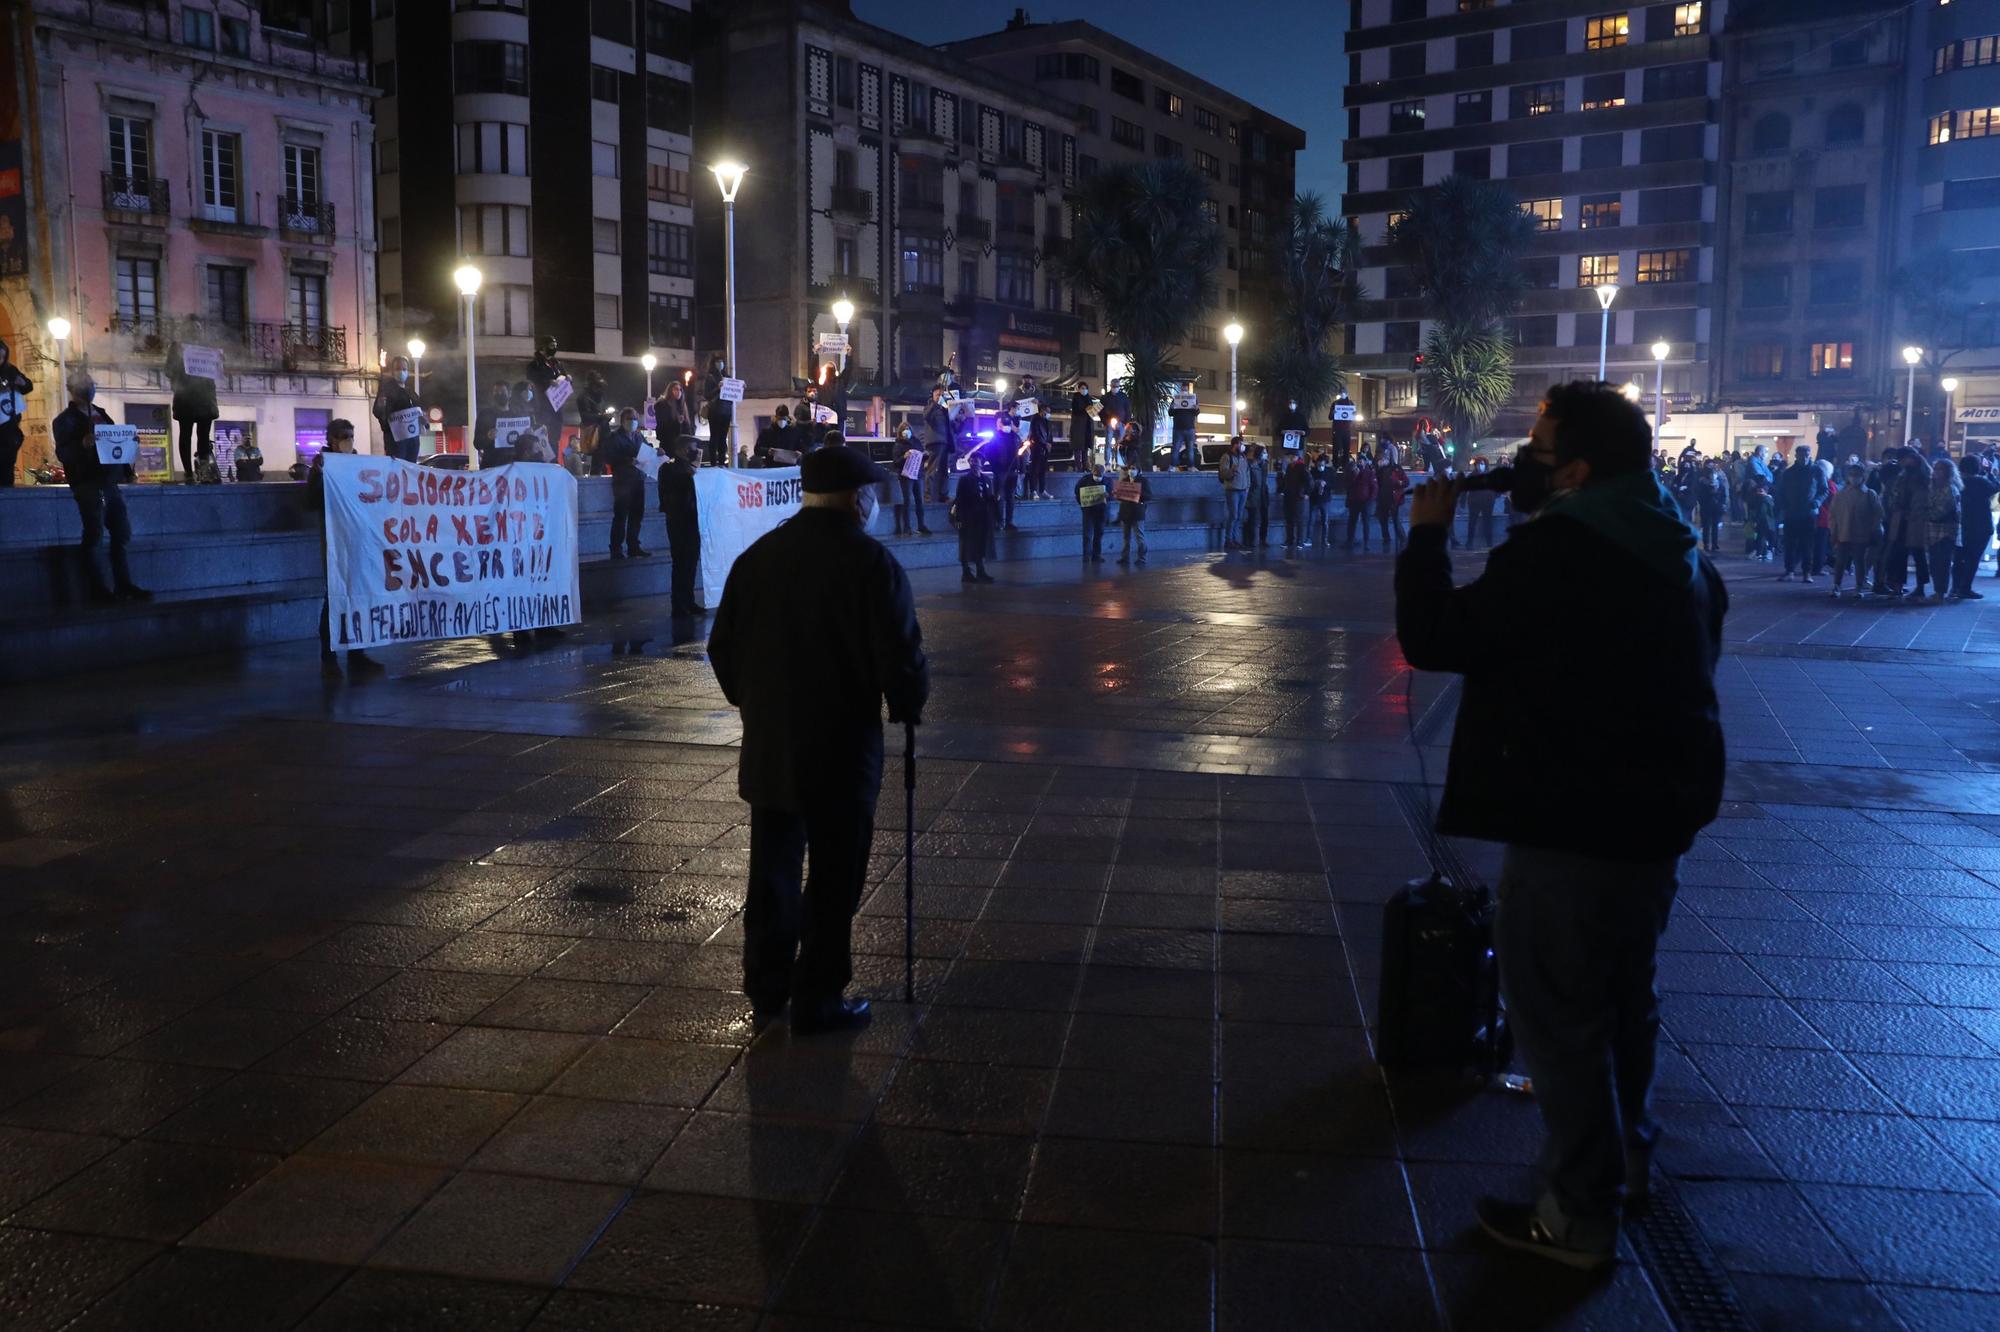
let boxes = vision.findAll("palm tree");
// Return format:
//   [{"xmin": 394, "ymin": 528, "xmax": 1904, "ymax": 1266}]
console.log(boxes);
[
  {"xmin": 1059, "ymin": 160, "xmax": 1221, "ymax": 466},
  {"xmin": 1246, "ymin": 194, "xmax": 1365, "ymax": 427},
  {"xmin": 1389, "ymin": 175, "xmax": 1537, "ymax": 443}
]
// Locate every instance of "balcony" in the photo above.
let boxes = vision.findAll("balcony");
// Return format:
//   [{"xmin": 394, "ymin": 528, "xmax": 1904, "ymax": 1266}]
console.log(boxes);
[
  {"xmin": 829, "ymin": 186, "xmax": 873, "ymax": 220},
  {"xmin": 138, "ymin": 316, "xmax": 351, "ymax": 369},
  {"xmin": 102, "ymin": 173, "xmax": 168, "ymax": 220},
  {"xmin": 954, "ymin": 214, "xmax": 991, "ymax": 243},
  {"xmin": 278, "ymin": 195, "xmax": 335, "ymax": 239}
]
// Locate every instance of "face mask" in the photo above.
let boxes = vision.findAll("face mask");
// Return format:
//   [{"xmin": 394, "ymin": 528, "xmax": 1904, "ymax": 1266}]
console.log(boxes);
[
  {"xmin": 1510, "ymin": 451, "xmax": 1558, "ymax": 514},
  {"xmin": 856, "ymin": 488, "xmax": 879, "ymax": 532},
  {"xmin": 83, "ymin": 385, "xmax": 96, "ymax": 402},
  {"xmin": 397, "ymin": 371, "xmax": 409, "ymax": 384}
]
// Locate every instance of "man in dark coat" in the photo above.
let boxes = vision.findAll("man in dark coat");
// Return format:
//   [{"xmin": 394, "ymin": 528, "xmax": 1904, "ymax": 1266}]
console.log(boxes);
[
  {"xmin": 599, "ymin": 407, "xmax": 649, "ymax": 559},
  {"xmin": 52, "ymin": 371, "xmax": 150, "ymax": 602},
  {"xmin": 474, "ymin": 383, "xmax": 513, "ymax": 470},
  {"xmin": 657, "ymin": 437, "xmax": 700, "ymax": 616},
  {"xmin": 1775, "ymin": 443, "xmax": 1829, "ymax": 583},
  {"xmin": 955, "ymin": 456, "xmax": 996, "ymax": 582},
  {"xmin": 708, "ymin": 444, "xmax": 930, "ymax": 1033},
  {"xmin": 373, "ymin": 355, "xmax": 420, "ymax": 462},
  {"xmin": 702, "ymin": 356, "xmax": 733, "ymax": 465},
  {"xmin": 0, "ymin": 338, "xmax": 34, "ymax": 485},
  {"xmin": 1396, "ymin": 381, "xmax": 1726, "ymax": 1271},
  {"xmin": 525, "ymin": 337, "xmax": 569, "ymax": 451}
]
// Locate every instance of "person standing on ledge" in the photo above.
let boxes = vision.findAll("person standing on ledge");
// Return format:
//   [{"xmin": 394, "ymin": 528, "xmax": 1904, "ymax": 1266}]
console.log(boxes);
[
  {"xmin": 51, "ymin": 371, "xmax": 150, "ymax": 604},
  {"xmin": 600, "ymin": 406, "xmax": 649, "ymax": 560},
  {"xmin": 708, "ymin": 444, "xmax": 929, "ymax": 1033},
  {"xmin": 1394, "ymin": 381, "xmax": 1726, "ymax": 1271},
  {"xmin": 0, "ymin": 338, "xmax": 34, "ymax": 486},
  {"xmin": 166, "ymin": 339, "xmax": 219, "ymax": 480},
  {"xmin": 656, "ymin": 436, "xmax": 700, "ymax": 618}
]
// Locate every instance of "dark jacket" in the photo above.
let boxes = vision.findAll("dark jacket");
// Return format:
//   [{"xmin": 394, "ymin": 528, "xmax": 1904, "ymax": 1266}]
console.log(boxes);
[
  {"xmin": 373, "ymin": 373, "xmax": 418, "ymax": 442},
  {"xmin": 1775, "ymin": 458, "xmax": 1829, "ymax": 520},
  {"xmin": 1276, "ymin": 460, "xmax": 1311, "ymax": 500},
  {"xmin": 1101, "ymin": 388, "xmax": 1132, "ymax": 427},
  {"xmin": 0, "ymin": 363, "xmax": 34, "ymax": 442},
  {"xmin": 709, "ymin": 508, "xmax": 929, "ymax": 811},
  {"xmin": 924, "ymin": 401, "xmax": 954, "ymax": 446},
  {"xmin": 1395, "ymin": 516, "xmax": 1727, "ymax": 862},
  {"xmin": 166, "ymin": 342, "xmax": 219, "ymax": 421},
  {"xmin": 1069, "ymin": 392, "xmax": 1095, "ymax": 446},
  {"xmin": 52, "ymin": 403, "xmax": 121, "ymax": 483},
  {"xmin": 1277, "ymin": 407, "xmax": 1311, "ymax": 441},
  {"xmin": 657, "ymin": 454, "xmax": 697, "ymax": 525},
  {"xmin": 754, "ymin": 420, "xmax": 794, "ymax": 464},
  {"xmin": 1114, "ymin": 473, "xmax": 1151, "ymax": 525},
  {"xmin": 598, "ymin": 426, "xmax": 642, "ymax": 476},
  {"xmin": 1962, "ymin": 474, "xmax": 1999, "ymax": 540},
  {"xmin": 655, "ymin": 391, "xmax": 695, "ymax": 451}
]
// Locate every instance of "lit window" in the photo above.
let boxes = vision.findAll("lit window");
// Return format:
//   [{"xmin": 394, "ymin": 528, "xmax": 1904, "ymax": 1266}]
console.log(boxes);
[
  {"xmin": 1521, "ymin": 198, "xmax": 1562, "ymax": 231},
  {"xmin": 1578, "ymin": 253, "xmax": 1620, "ymax": 285},
  {"xmin": 1674, "ymin": 3, "xmax": 1704, "ymax": 36},
  {"xmin": 1807, "ymin": 341, "xmax": 1855, "ymax": 376},
  {"xmin": 1636, "ymin": 248, "xmax": 1694, "ymax": 283},
  {"xmin": 1579, "ymin": 194, "xmax": 1621, "ymax": 229},
  {"xmin": 1743, "ymin": 343, "xmax": 1784, "ymax": 380},
  {"xmin": 1585, "ymin": 15, "xmax": 1628, "ymax": 49}
]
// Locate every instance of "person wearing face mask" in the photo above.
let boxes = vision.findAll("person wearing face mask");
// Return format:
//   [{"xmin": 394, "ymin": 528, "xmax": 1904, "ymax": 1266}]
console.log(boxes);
[
  {"xmin": 655, "ymin": 378, "xmax": 696, "ymax": 461},
  {"xmin": 708, "ymin": 443, "xmax": 929, "ymax": 1034},
  {"xmin": 1306, "ymin": 449, "xmax": 1333, "ymax": 549},
  {"xmin": 893, "ymin": 425, "xmax": 930, "ymax": 536},
  {"xmin": 306, "ymin": 419, "xmax": 384, "ymax": 678},
  {"xmin": 373, "ymin": 356, "xmax": 421, "ymax": 462},
  {"xmin": 0, "ymin": 339, "xmax": 33, "ymax": 486},
  {"xmin": 1397, "ymin": 381, "xmax": 1726, "ymax": 1273},
  {"xmin": 601, "ymin": 407, "xmax": 650, "ymax": 559},
  {"xmin": 1218, "ymin": 437, "xmax": 1250, "ymax": 549},
  {"xmin": 525, "ymin": 337, "xmax": 570, "ymax": 449},
  {"xmin": 1277, "ymin": 398, "xmax": 1311, "ymax": 455},
  {"xmin": 657, "ymin": 437, "xmax": 701, "ymax": 618},
  {"xmin": 52, "ymin": 371, "xmax": 151, "ymax": 604},
  {"xmin": 165, "ymin": 339, "xmax": 222, "ymax": 481}
]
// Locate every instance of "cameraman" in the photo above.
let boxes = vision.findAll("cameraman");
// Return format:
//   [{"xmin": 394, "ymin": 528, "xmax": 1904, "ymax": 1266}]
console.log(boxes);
[{"xmin": 1395, "ymin": 382, "xmax": 1727, "ymax": 1270}]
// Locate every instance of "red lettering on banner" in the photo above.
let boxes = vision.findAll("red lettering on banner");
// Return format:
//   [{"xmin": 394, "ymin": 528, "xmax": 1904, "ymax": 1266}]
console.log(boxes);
[
  {"xmin": 451, "ymin": 515, "xmax": 473, "ymax": 545},
  {"xmin": 736, "ymin": 481, "xmax": 763, "ymax": 509},
  {"xmin": 357, "ymin": 469, "xmax": 384, "ymax": 502},
  {"xmin": 474, "ymin": 513, "xmax": 493, "ymax": 544},
  {"xmin": 382, "ymin": 549, "xmax": 404, "ymax": 590}
]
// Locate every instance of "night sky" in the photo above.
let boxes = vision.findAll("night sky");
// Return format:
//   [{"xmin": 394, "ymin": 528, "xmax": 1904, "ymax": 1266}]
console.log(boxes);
[{"xmin": 852, "ymin": 0, "xmax": 1342, "ymax": 207}]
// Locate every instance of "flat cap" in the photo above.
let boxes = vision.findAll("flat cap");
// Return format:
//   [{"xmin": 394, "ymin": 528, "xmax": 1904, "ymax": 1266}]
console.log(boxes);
[{"xmin": 800, "ymin": 443, "xmax": 888, "ymax": 493}]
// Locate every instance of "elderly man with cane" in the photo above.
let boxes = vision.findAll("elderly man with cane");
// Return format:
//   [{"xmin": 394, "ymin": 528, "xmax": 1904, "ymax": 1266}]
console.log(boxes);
[{"xmin": 709, "ymin": 445, "xmax": 930, "ymax": 1032}]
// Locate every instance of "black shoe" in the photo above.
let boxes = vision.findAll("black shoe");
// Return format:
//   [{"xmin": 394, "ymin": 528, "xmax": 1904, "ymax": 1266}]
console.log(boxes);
[
  {"xmin": 628, "ymin": 547, "xmax": 650, "ymax": 559},
  {"xmin": 608, "ymin": 550, "xmax": 626, "ymax": 561},
  {"xmin": 975, "ymin": 571, "xmax": 995, "ymax": 583},
  {"xmin": 791, "ymin": 996, "xmax": 871, "ymax": 1034},
  {"xmin": 1473, "ymin": 1197, "xmax": 1614, "ymax": 1272},
  {"xmin": 962, "ymin": 569, "xmax": 976, "ymax": 582},
  {"xmin": 115, "ymin": 584, "xmax": 153, "ymax": 602}
]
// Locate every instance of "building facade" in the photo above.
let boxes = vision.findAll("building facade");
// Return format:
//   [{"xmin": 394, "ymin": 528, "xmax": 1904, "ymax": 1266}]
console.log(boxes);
[
  {"xmin": 337, "ymin": 0, "xmax": 698, "ymax": 429},
  {"xmin": 3, "ymin": 0, "xmax": 378, "ymax": 477},
  {"xmin": 1342, "ymin": 0, "xmax": 1723, "ymax": 435},
  {"xmin": 691, "ymin": 0, "xmax": 1081, "ymax": 413},
  {"xmin": 943, "ymin": 16, "xmax": 1304, "ymax": 430}
]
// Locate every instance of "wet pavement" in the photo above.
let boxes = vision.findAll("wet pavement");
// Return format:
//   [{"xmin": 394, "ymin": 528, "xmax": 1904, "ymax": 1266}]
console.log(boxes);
[{"xmin": 3, "ymin": 540, "xmax": 2000, "ymax": 1328}]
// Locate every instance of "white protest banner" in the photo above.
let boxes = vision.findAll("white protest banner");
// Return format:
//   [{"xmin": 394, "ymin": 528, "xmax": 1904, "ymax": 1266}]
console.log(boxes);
[
  {"xmin": 693, "ymin": 466, "xmax": 804, "ymax": 610},
  {"xmin": 181, "ymin": 345, "xmax": 224, "ymax": 380},
  {"xmin": 1282, "ymin": 430, "xmax": 1304, "ymax": 452},
  {"xmin": 321, "ymin": 454, "xmax": 580, "ymax": 649},
  {"xmin": 813, "ymin": 405, "xmax": 838, "ymax": 425},
  {"xmin": 1333, "ymin": 402, "xmax": 1357, "ymax": 422},
  {"xmin": 0, "ymin": 390, "xmax": 25, "ymax": 426},
  {"xmin": 95, "ymin": 425, "xmax": 140, "ymax": 466},
  {"xmin": 390, "ymin": 407, "xmax": 424, "ymax": 443},
  {"xmin": 1170, "ymin": 393, "xmax": 1198, "ymax": 411},
  {"xmin": 1013, "ymin": 398, "xmax": 1039, "ymax": 418},
  {"xmin": 544, "ymin": 376, "xmax": 574, "ymax": 413},
  {"xmin": 495, "ymin": 416, "xmax": 533, "ymax": 447},
  {"xmin": 816, "ymin": 333, "xmax": 850, "ymax": 354},
  {"xmin": 719, "ymin": 377, "xmax": 745, "ymax": 403}
]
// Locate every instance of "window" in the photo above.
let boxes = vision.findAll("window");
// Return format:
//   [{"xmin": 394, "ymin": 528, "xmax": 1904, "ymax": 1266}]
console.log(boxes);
[
  {"xmin": 835, "ymin": 57, "xmax": 854, "ymax": 109},
  {"xmin": 1509, "ymin": 140, "xmax": 1563, "ymax": 176},
  {"xmin": 1581, "ymin": 132, "xmax": 1623, "ymax": 169},
  {"xmin": 1453, "ymin": 148, "xmax": 1490, "ymax": 179},
  {"xmin": 1579, "ymin": 194, "xmax": 1621, "ymax": 229},
  {"xmin": 594, "ymin": 294, "xmax": 620, "ymax": 329},
  {"xmin": 1929, "ymin": 114, "xmax": 1954, "ymax": 145},
  {"xmin": 182, "ymin": 8, "xmax": 215, "ymax": 48},
  {"xmin": 1390, "ymin": 100, "xmax": 1426, "ymax": 133},
  {"xmin": 1585, "ymin": 15, "xmax": 1629, "ymax": 49},
  {"xmin": 221, "ymin": 17, "xmax": 250, "ymax": 56},
  {"xmin": 1674, "ymin": 2, "xmax": 1705, "ymax": 36},
  {"xmin": 457, "ymin": 122, "xmax": 529, "ymax": 175},
  {"xmin": 480, "ymin": 285, "xmax": 533, "ymax": 337},
  {"xmin": 1830, "ymin": 34, "xmax": 1870, "ymax": 67},
  {"xmin": 1937, "ymin": 35, "xmax": 2000, "ymax": 73},
  {"xmin": 1035, "ymin": 52, "xmax": 1102, "ymax": 83},
  {"xmin": 1384, "ymin": 266, "xmax": 1419, "ymax": 299},
  {"xmin": 1639, "ymin": 185, "xmax": 1702, "ymax": 224},
  {"xmin": 1511, "ymin": 81, "xmax": 1563, "ymax": 118},
  {"xmin": 1578, "ymin": 254, "xmax": 1619, "ymax": 285},
  {"xmin": 647, "ymin": 152, "xmax": 690, "ymax": 205},
  {"xmin": 644, "ymin": 1, "xmax": 694, "ymax": 59},
  {"xmin": 1390, "ymin": 44, "xmax": 1425, "ymax": 77},
  {"xmin": 1521, "ymin": 257, "xmax": 1559, "ymax": 289},
  {"xmin": 1512, "ymin": 315, "xmax": 1558, "ymax": 346},
  {"xmin": 1636, "ymin": 248, "xmax": 1694, "ymax": 283},
  {"xmin": 1195, "ymin": 106, "xmax": 1221, "ymax": 136},
  {"xmin": 649, "ymin": 292, "xmax": 693, "ymax": 346},
  {"xmin": 1750, "ymin": 113, "xmax": 1791, "ymax": 156},
  {"xmin": 1643, "ymin": 62, "xmax": 1706, "ymax": 102},
  {"xmin": 1110, "ymin": 68, "xmax": 1142, "ymax": 101},
  {"xmin": 1743, "ymin": 342, "xmax": 1785, "ymax": 380},
  {"xmin": 591, "ymin": 140, "xmax": 619, "ymax": 177},
  {"xmin": 1744, "ymin": 191, "xmax": 1793, "ymax": 234},
  {"xmin": 646, "ymin": 74, "xmax": 692, "ymax": 132},
  {"xmin": 199, "ymin": 129, "xmax": 240, "ymax": 223},
  {"xmin": 1456, "ymin": 33, "xmax": 1494, "ymax": 68},
  {"xmin": 1641, "ymin": 124, "xmax": 1705, "ymax": 163},
  {"xmin": 1384, "ymin": 321, "xmax": 1422, "ymax": 354},
  {"xmin": 1581, "ymin": 73, "xmax": 1625, "ymax": 111},
  {"xmin": 996, "ymin": 251, "xmax": 1034, "ymax": 306},
  {"xmin": 1455, "ymin": 91, "xmax": 1492, "ymax": 125},
  {"xmin": 1388, "ymin": 156, "xmax": 1423, "ymax": 189},
  {"xmin": 1511, "ymin": 22, "xmax": 1566, "ymax": 60},
  {"xmin": 836, "ymin": 236, "xmax": 856, "ymax": 277},
  {"xmin": 1807, "ymin": 341, "xmax": 1855, "ymax": 377},
  {"xmin": 593, "ymin": 218, "xmax": 620, "ymax": 254},
  {"xmin": 460, "ymin": 204, "xmax": 531, "ymax": 257},
  {"xmin": 591, "ymin": 65, "xmax": 621, "ymax": 103},
  {"xmin": 455, "ymin": 42, "xmax": 529, "ymax": 96},
  {"xmin": 282, "ymin": 144, "xmax": 320, "ymax": 205},
  {"xmin": 1825, "ymin": 104, "xmax": 1865, "ymax": 146},
  {"xmin": 106, "ymin": 115, "xmax": 152, "ymax": 184},
  {"xmin": 1189, "ymin": 324, "xmax": 1217, "ymax": 350},
  {"xmin": 1195, "ymin": 149, "xmax": 1220, "ymax": 179},
  {"xmin": 1110, "ymin": 116, "xmax": 1144, "ymax": 149},
  {"xmin": 1521, "ymin": 197, "xmax": 1563, "ymax": 231},
  {"xmin": 1808, "ymin": 261, "xmax": 1863, "ymax": 305},
  {"xmin": 1155, "ymin": 134, "xmax": 1183, "ymax": 160},
  {"xmin": 1156, "ymin": 89, "xmax": 1183, "ymax": 118},
  {"xmin": 287, "ymin": 271, "xmax": 327, "ymax": 333},
  {"xmin": 646, "ymin": 220, "xmax": 692, "ymax": 276},
  {"xmin": 1944, "ymin": 177, "xmax": 2000, "ymax": 211},
  {"xmin": 1814, "ymin": 186, "xmax": 1864, "ymax": 229},
  {"xmin": 115, "ymin": 256, "xmax": 158, "ymax": 323},
  {"xmin": 205, "ymin": 264, "xmax": 248, "ymax": 328},
  {"xmin": 1741, "ymin": 266, "xmax": 1791, "ymax": 307},
  {"xmin": 902, "ymin": 234, "xmax": 943, "ymax": 292}
]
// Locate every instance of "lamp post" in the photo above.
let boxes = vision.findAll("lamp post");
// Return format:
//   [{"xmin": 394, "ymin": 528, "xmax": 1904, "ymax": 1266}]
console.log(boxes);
[
  {"xmin": 1223, "ymin": 321, "xmax": 1243, "ymax": 447},
  {"xmin": 1903, "ymin": 345, "xmax": 1923, "ymax": 445},
  {"xmin": 712, "ymin": 161, "xmax": 746, "ymax": 463},
  {"xmin": 46, "ymin": 316, "xmax": 71, "ymax": 401},
  {"xmin": 1943, "ymin": 375, "xmax": 1960, "ymax": 453},
  {"xmin": 641, "ymin": 352, "xmax": 657, "ymax": 404},
  {"xmin": 1593, "ymin": 283, "xmax": 1618, "ymax": 381},
  {"xmin": 1651, "ymin": 339, "xmax": 1669, "ymax": 442},
  {"xmin": 831, "ymin": 296, "xmax": 854, "ymax": 375},
  {"xmin": 454, "ymin": 264, "xmax": 482, "ymax": 465},
  {"xmin": 406, "ymin": 337, "xmax": 425, "ymax": 395}
]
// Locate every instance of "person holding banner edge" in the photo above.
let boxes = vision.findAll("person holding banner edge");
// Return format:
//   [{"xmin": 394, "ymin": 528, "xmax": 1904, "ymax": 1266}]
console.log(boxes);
[
  {"xmin": 708, "ymin": 444, "xmax": 930, "ymax": 1033},
  {"xmin": 306, "ymin": 419, "xmax": 383, "ymax": 678}
]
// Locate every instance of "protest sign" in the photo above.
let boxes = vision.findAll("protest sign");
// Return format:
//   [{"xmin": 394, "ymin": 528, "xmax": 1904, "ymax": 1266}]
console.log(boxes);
[
  {"xmin": 95, "ymin": 425, "xmax": 139, "ymax": 465},
  {"xmin": 1333, "ymin": 402, "xmax": 1357, "ymax": 422},
  {"xmin": 1113, "ymin": 479, "xmax": 1142, "ymax": 503},
  {"xmin": 1013, "ymin": 398, "xmax": 1039, "ymax": 418},
  {"xmin": 719, "ymin": 377, "xmax": 744, "ymax": 403},
  {"xmin": 389, "ymin": 408, "xmax": 424, "ymax": 443},
  {"xmin": 320, "ymin": 454, "xmax": 580, "ymax": 649},
  {"xmin": 693, "ymin": 466, "xmax": 804, "ymax": 610},
  {"xmin": 181, "ymin": 345, "xmax": 223, "ymax": 380},
  {"xmin": 1282, "ymin": 430, "xmax": 1304, "ymax": 452},
  {"xmin": 812, "ymin": 404, "xmax": 839, "ymax": 425},
  {"xmin": 495, "ymin": 416, "xmax": 533, "ymax": 447},
  {"xmin": 1170, "ymin": 393, "xmax": 1198, "ymax": 411},
  {"xmin": 545, "ymin": 377, "xmax": 574, "ymax": 412},
  {"xmin": 1077, "ymin": 482, "xmax": 1106, "ymax": 508}
]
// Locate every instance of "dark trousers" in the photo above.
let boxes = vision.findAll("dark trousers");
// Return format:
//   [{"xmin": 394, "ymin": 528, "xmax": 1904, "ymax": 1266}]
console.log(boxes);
[
  {"xmin": 1782, "ymin": 519, "xmax": 1814, "ymax": 574},
  {"xmin": 1466, "ymin": 506, "xmax": 1495, "ymax": 547},
  {"xmin": 931, "ymin": 445, "xmax": 955, "ymax": 501},
  {"xmin": 609, "ymin": 470, "xmax": 645, "ymax": 554},
  {"xmin": 1497, "ymin": 846, "xmax": 1679, "ymax": 1237},
  {"xmin": 0, "ymin": 427, "xmax": 21, "ymax": 486},
  {"xmin": 1081, "ymin": 506, "xmax": 1106, "ymax": 557},
  {"xmin": 1958, "ymin": 529, "xmax": 1993, "ymax": 596},
  {"xmin": 1889, "ymin": 541, "xmax": 1932, "ymax": 593},
  {"xmin": 176, "ymin": 417, "xmax": 212, "ymax": 476},
  {"xmin": 896, "ymin": 477, "xmax": 926, "ymax": 532},
  {"xmin": 1282, "ymin": 494, "xmax": 1304, "ymax": 545},
  {"xmin": 743, "ymin": 801, "xmax": 875, "ymax": 1008},
  {"xmin": 1377, "ymin": 509, "xmax": 1405, "ymax": 551},
  {"xmin": 68, "ymin": 480, "xmax": 133, "ymax": 593},
  {"xmin": 666, "ymin": 514, "xmax": 699, "ymax": 615},
  {"xmin": 704, "ymin": 413, "xmax": 731, "ymax": 466},
  {"xmin": 1929, "ymin": 539, "xmax": 1957, "ymax": 594},
  {"xmin": 1345, "ymin": 506, "xmax": 1371, "ymax": 549},
  {"xmin": 1308, "ymin": 500, "xmax": 1328, "ymax": 545},
  {"xmin": 1812, "ymin": 528, "xmax": 1831, "ymax": 575},
  {"xmin": 998, "ymin": 479, "xmax": 1017, "ymax": 527},
  {"xmin": 1697, "ymin": 509, "xmax": 1723, "ymax": 553},
  {"xmin": 1251, "ymin": 497, "xmax": 1270, "ymax": 544}
]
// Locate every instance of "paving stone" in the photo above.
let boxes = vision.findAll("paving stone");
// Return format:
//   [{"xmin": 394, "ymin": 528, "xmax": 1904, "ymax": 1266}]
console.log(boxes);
[
  {"xmin": 370, "ymin": 1170, "xmax": 627, "ymax": 1285},
  {"xmin": 297, "ymin": 1269, "xmax": 548, "ymax": 1331},
  {"xmin": 0, "ymin": 1228, "xmax": 160, "ymax": 1332}
]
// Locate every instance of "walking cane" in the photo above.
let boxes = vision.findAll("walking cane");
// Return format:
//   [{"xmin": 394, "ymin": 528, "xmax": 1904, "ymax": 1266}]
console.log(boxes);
[{"xmin": 903, "ymin": 721, "xmax": 918, "ymax": 1004}]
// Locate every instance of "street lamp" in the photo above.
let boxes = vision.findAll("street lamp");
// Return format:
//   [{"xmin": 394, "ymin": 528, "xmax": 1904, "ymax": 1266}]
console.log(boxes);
[
  {"xmin": 1651, "ymin": 339, "xmax": 1669, "ymax": 442},
  {"xmin": 1943, "ymin": 375, "xmax": 1960, "ymax": 452},
  {"xmin": 712, "ymin": 160, "xmax": 746, "ymax": 463},
  {"xmin": 454, "ymin": 264, "xmax": 482, "ymax": 466},
  {"xmin": 641, "ymin": 352, "xmax": 657, "ymax": 404},
  {"xmin": 1223, "ymin": 322, "xmax": 1244, "ymax": 458},
  {"xmin": 1593, "ymin": 283, "xmax": 1619, "ymax": 381},
  {"xmin": 406, "ymin": 337, "xmax": 425, "ymax": 395},
  {"xmin": 1903, "ymin": 344, "xmax": 1923, "ymax": 445},
  {"xmin": 46, "ymin": 316, "xmax": 70, "ymax": 400},
  {"xmin": 831, "ymin": 295, "xmax": 854, "ymax": 377}
]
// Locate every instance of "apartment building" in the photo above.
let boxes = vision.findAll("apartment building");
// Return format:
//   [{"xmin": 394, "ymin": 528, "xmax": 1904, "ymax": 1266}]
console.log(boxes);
[
  {"xmin": 4, "ymin": 0, "xmax": 378, "ymax": 476},
  {"xmin": 1342, "ymin": 0, "xmax": 1723, "ymax": 433}
]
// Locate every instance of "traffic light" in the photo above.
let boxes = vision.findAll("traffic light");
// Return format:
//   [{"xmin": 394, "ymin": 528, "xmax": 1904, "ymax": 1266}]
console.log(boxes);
[{"xmin": 1410, "ymin": 351, "xmax": 1425, "ymax": 373}]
